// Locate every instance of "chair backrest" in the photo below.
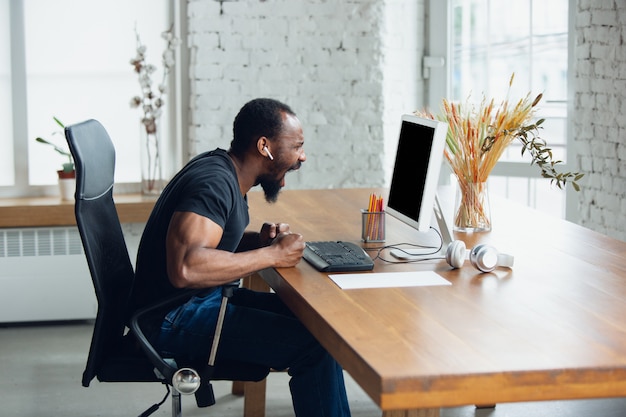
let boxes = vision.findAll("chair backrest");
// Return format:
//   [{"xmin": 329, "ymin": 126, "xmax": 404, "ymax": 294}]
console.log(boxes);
[{"xmin": 65, "ymin": 119, "xmax": 136, "ymax": 387}]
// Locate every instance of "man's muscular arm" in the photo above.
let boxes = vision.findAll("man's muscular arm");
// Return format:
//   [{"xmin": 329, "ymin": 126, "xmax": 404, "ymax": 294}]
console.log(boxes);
[{"xmin": 166, "ymin": 212, "xmax": 303, "ymax": 289}]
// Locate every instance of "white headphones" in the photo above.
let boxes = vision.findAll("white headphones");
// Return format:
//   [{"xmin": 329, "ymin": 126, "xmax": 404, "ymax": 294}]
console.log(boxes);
[
  {"xmin": 445, "ymin": 240, "xmax": 514, "ymax": 273},
  {"xmin": 263, "ymin": 146, "xmax": 274, "ymax": 161}
]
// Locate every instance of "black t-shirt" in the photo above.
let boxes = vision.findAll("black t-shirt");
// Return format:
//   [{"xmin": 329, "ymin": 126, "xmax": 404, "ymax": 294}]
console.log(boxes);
[{"xmin": 129, "ymin": 149, "xmax": 249, "ymax": 314}]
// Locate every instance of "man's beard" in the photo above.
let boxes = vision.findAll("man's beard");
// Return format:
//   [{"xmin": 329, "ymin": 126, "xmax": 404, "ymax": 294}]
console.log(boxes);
[
  {"xmin": 258, "ymin": 160, "xmax": 302, "ymax": 203},
  {"xmin": 260, "ymin": 176, "xmax": 282, "ymax": 203}
]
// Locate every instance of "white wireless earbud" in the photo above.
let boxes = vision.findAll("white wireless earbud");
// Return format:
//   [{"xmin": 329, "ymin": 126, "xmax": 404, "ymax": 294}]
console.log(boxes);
[
  {"xmin": 445, "ymin": 240, "xmax": 514, "ymax": 273},
  {"xmin": 263, "ymin": 146, "xmax": 274, "ymax": 161}
]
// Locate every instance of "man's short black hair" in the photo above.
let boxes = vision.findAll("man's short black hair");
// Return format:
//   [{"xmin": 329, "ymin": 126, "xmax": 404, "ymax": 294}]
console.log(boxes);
[{"xmin": 230, "ymin": 98, "xmax": 296, "ymax": 158}]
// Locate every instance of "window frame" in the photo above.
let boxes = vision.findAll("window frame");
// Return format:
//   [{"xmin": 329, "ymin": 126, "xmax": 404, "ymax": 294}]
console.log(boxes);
[{"xmin": 1, "ymin": 0, "xmax": 186, "ymax": 199}]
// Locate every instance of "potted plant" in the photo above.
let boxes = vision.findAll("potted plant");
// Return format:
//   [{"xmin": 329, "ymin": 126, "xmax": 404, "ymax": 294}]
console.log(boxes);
[{"xmin": 35, "ymin": 117, "xmax": 75, "ymax": 200}]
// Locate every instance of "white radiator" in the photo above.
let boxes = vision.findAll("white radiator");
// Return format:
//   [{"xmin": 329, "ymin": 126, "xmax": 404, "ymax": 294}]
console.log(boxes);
[{"xmin": 0, "ymin": 227, "xmax": 97, "ymax": 323}]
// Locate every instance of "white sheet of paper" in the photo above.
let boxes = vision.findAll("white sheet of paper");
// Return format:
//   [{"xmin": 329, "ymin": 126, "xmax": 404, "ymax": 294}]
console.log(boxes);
[{"xmin": 328, "ymin": 271, "xmax": 451, "ymax": 290}]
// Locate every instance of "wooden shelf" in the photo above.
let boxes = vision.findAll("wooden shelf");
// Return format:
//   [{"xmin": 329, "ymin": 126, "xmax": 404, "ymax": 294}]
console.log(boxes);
[{"xmin": 0, "ymin": 194, "xmax": 156, "ymax": 228}]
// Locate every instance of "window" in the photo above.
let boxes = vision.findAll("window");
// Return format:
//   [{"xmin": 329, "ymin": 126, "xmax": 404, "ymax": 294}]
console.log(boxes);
[
  {"xmin": 2, "ymin": 0, "xmax": 175, "ymax": 197},
  {"xmin": 451, "ymin": 0, "xmax": 568, "ymax": 167},
  {"xmin": 428, "ymin": 0, "xmax": 576, "ymax": 220},
  {"xmin": 451, "ymin": 0, "xmax": 570, "ymax": 218},
  {"xmin": 1, "ymin": 0, "xmax": 14, "ymax": 186}
]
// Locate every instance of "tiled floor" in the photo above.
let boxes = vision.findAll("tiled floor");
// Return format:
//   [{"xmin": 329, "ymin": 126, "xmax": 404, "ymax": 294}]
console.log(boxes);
[{"xmin": 2, "ymin": 321, "xmax": 625, "ymax": 417}]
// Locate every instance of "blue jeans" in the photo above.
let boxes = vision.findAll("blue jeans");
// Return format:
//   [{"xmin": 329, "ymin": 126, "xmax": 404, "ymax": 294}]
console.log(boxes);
[{"xmin": 155, "ymin": 287, "xmax": 352, "ymax": 417}]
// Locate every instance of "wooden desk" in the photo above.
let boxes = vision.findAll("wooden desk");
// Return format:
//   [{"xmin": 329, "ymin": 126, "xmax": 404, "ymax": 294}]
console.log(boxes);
[{"xmin": 246, "ymin": 188, "xmax": 626, "ymax": 416}]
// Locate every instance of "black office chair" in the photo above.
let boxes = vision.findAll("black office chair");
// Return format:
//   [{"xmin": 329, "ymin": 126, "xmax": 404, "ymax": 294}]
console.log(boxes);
[{"xmin": 65, "ymin": 119, "xmax": 270, "ymax": 417}]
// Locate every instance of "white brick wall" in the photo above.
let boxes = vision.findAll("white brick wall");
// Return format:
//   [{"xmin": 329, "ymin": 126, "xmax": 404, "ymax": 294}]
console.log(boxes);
[
  {"xmin": 573, "ymin": 0, "xmax": 626, "ymax": 241},
  {"xmin": 187, "ymin": 0, "xmax": 423, "ymax": 190}
]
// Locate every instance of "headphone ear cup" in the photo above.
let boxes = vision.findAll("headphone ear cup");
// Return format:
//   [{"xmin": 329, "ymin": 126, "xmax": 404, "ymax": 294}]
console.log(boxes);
[
  {"xmin": 469, "ymin": 244, "xmax": 499, "ymax": 273},
  {"xmin": 446, "ymin": 240, "xmax": 466, "ymax": 269}
]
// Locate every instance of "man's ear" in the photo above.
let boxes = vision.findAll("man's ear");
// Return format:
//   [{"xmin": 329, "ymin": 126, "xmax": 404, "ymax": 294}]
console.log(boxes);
[{"xmin": 257, "ymin": 137, "xmax": 273, "ymax": 160}]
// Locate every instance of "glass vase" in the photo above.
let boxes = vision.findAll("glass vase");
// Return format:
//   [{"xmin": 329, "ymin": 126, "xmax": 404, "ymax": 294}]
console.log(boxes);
[
  {"xmin": 453, "ymin": 180, "xmax": 491, "ymax": 232},
  {"xmin": 140, "ymin": 119, "xmax": 164, "ymax": 195}
]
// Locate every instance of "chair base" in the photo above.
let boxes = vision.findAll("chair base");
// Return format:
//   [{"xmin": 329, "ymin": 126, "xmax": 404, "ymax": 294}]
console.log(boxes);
[{"xmin": 172, "ymin": 390, "xmax": 182, "ymax": 417}]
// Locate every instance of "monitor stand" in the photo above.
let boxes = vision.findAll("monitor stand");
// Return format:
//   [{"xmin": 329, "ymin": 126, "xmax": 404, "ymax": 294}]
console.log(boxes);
[{"xmin": 390, "ymin": 195, "xmax": 453, "ymax": 261}]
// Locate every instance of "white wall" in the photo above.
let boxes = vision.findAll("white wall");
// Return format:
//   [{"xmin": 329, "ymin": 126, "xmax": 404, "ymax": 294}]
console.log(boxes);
[
  {"xmin": 382, "ymin": 0, "xmax": 424, "ymax": 184},
  {"xmin": 573, "ymin": 0, "xmax": 626, "ymax": 241},
  {"xmin": 186, "ymin": 0, "xmax": 423, "ymax": 189}
]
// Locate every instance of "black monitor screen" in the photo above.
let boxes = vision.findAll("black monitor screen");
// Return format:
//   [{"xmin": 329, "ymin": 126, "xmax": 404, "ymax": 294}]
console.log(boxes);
[
  {"xmin": 387, "ymin": 120, "xmax": 435, "ymax": 224},
  {"xmin": 386, "ymin": 114, "xmax": 447, "ymax": 233}
]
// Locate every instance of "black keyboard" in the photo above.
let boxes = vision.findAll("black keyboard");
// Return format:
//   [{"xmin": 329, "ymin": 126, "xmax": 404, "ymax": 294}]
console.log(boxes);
[{"xmin": 303, "ymin": 241, "xmax": 375, "ymax": 272}]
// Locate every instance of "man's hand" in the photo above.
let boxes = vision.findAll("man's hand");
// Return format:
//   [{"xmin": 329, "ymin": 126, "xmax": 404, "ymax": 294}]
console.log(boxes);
[
  {"xmin": 270, "ymin": 232, "xmax": 305, "ymax": 267},
  {"xmin": 259, "ymin": 222, "xmax": 291, "ymax": 246}
]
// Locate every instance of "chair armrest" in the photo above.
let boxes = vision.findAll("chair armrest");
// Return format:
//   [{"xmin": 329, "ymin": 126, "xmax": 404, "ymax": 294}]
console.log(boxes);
[
  {"xmin": 129, "ymin": 289, "xmax": 202, "ymax": 384},
  {"xmin": 221, "ymin": 279, "xmax": 240, "ymax": 297},
  {"xmin": 129, "ymin": 282, "xmax": 240, "ymax": 385}
]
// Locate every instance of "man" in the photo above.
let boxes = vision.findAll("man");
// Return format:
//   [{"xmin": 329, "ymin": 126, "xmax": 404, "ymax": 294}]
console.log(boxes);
[{"xmin": 130, "ymin": 98, "xmax": 351, "ymax": 416}]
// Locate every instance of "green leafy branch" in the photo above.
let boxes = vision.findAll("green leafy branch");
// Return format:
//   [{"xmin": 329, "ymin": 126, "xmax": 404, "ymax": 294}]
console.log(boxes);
[{"xmin": 496, "ymin": 119, "xmax": 584, "ymax": 191}]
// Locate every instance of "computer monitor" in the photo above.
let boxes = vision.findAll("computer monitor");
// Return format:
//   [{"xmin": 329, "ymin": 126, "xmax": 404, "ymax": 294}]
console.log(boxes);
[{"xmin": 386, "ymin": 114, "xmax": 448, "ymax": 233}]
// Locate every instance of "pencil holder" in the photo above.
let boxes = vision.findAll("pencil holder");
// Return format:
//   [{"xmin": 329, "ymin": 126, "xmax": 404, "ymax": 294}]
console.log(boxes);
[{"xmin": 361, "ymin": 209, "xmax": 385, "ymax": 242}]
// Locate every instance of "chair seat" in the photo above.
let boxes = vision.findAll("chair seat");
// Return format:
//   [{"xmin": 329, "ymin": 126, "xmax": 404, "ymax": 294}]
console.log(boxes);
[
  {"xmin": 95, "ymin": 355, "xmax": 161, "ymax": 383},
  {"xmin": 96, "ymin": 356, "xmax": 269, "ymax": 384},
  {"xmin": 93, "ymin": 334, "xmax": 270, "ymax": 385}
]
